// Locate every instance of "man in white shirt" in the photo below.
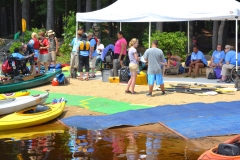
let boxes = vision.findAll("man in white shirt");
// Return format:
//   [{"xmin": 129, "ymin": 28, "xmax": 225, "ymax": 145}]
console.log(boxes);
[{"xmin": 96, "ymin": 39, "xmax": 104, "ymax": 70}]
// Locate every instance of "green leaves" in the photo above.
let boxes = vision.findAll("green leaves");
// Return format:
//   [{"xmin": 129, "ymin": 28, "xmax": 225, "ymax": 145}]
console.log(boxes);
[
  {"xmin": 9, "ymin": 41, "xmax": 22, "ymax": 53},
  {"xmin": 143, "ymin": 31, "xmax": 187, "ymax": 57}
]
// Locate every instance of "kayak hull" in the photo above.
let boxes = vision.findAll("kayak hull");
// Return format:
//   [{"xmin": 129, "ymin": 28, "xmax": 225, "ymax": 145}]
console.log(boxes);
[
  {"xmin": 0, "ymin": 91, "xmax": 30, "ymax": 100},
  {"xmin": 198, "ymin": 135, "xmax": 240, "ymax": 160},
  {"xmin": 0, "ymin": 100, "xmax": 66, "ymax": 130},
  {"xmin": 0, "ymin": 70, "xmax": 61, "ymax": 93},
  {"xmin": 0, "ymin": 92, "xmax": 49, "ymax": 115}
]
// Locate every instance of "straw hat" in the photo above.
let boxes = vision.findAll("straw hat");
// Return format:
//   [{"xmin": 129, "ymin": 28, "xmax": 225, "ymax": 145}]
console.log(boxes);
[{"xmin": 47, "ymin": 30, "xmax": 55, "ymax": 36}]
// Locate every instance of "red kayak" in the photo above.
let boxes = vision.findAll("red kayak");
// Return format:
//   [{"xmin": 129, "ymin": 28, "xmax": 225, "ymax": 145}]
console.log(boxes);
[{"xmin": 198, "ymin": 135, "xmax": 240, "ymax": 160}]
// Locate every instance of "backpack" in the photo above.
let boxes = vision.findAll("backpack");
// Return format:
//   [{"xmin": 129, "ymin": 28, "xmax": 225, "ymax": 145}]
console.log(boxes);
[
  {"xmin": 33, "ymin": 38, "xmax": 40, "ymax": 49},
  {"xmin": 89, "ymin": 37, "xmax": 98, "ymax": 50},
  {"xmin": 185, "ymin": 55, "xmax": 191, "ymax": 67},
  {"xmin": 79, "ymin": 40, "xmax": 90, "ymax": 51},
  {"xmin": 178, "ymin": 65, "xmax": 185, "ymax": 74},
  {"xmin": 105, "ymin": 49, "xmax": 114, "ymax": 63},
  {"xmin": 2, "ymin": 60, "xmax": 12, "ymax": 73}
]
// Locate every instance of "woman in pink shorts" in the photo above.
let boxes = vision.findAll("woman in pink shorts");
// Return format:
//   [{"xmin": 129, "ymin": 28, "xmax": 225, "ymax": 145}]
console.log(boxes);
[{"xmin": 166, "ymin": 52, "xmax": 181, "ymax": 68}]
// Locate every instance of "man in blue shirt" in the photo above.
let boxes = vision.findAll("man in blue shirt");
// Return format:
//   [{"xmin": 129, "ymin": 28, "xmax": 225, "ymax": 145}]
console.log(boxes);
[
  {"xmin": 69, "ymin": 30, "xmax": 81, "ymax": 78},
  {"xmin": 186, "ymin": 46, "xmax": 207, "ymax": 78},
  {"xmin": 219, "ymin": 45, "xmax": 236, "ymax": 82},
  {"xmin": 88, "ymin": 32, "xmax": 97, "ymax": 78},
  {"xmin": 21, "ymin": 44, "xmax": 35, "ymax": 74}
]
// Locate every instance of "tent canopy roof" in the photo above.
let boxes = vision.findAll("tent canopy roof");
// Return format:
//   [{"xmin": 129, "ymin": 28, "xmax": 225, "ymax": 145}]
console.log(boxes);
[{"xmin": 76, "ymin": 0, "xmax": 240, "ymax": 22}]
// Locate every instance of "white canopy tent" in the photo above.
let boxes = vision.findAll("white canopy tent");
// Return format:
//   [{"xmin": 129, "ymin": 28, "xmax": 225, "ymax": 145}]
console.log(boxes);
[{"xmin": 76, "ymin": 0, "xmax": 240, "ymax": 70}]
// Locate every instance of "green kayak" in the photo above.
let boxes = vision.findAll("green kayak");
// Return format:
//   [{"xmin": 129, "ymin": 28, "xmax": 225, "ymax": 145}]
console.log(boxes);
[{"xmin": 0, "ymin": 69, "xmax": 62, "ymax": 93}]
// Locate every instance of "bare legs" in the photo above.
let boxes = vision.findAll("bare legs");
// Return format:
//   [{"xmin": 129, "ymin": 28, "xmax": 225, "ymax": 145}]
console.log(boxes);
[
  {"xmin": 126, "ymin": 71, "xmax": 137, "ymax": 93},
  {"xmin": 187, "ymin": 62, "xmax": 204, "ymax": 77}
]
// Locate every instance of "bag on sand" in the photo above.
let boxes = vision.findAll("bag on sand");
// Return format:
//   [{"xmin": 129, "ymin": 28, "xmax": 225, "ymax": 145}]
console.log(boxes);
[
  {"xmin": 207, "ymin": 68, "xmax": 216, "ymax": 79},
  {"xmin": 119, "ymin": 67, "xmax": 130, "ymax": 83}
]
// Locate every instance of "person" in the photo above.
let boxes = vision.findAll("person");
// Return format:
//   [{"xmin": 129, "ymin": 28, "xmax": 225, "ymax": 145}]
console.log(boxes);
[
  {"xmin": 160, "ymin": 58, "xmax": 167, "ymax": 76},
  {"xmin": 114, "ymin": 31, "xmax": 127, "ymax": 67},
  {"xmin": 21, "ymin": 43, "xmax": 36, "ymax": 74},
  {"xmin": 165, "ymin": 52, "xmax": 182, "ymax": 68},
  {"xmin": 28, "ymin": 32, "xmax": 40, "ymax": 62},
  {"xmin": 14, "ymin": 30, "xmax": 20, "ymax": 40},
  {"xmin": 192, "ymin": 36, "xmax": 197, "ymax": 46},
  {"xmin": 143, "ymin": 40, "xmax": 166, "ymax": 97},
  {"xmin": 96, "ymin": 39, "xmax": 104, "ymax": 70},
  {"xmin": 12, "ymin": 48, "xmax": 29, "ymax": 59},
  {"xmin": 69, "ymin": 30, "xmax": 81, "ymax": 78},
  {"xmin": 77, "ymin": 34, "xmax": 90, "ymax": 81},
  {"xmin": 218, "ymin": 45, "xmax": 236, "ymax": 83},
  {"xmin": 38, "ymin": 32, "xmax": 49, "ymax": 73},
  {"xmin": 78, "ymin": 27, "xmax": 84, "ymax": 39},
  {"xmin": 88, "ymin": 32, "xmax": 98, "ymax": 78},
  {"xmin": 186, "ymin": 46, "xmax": 208, "ymax": 78},
  {"xmin": 209, "ymin": 44, "xmax": 225, "ymax": 67},
  {"xmin": 125, "ymin": 38, "xmax": 139, "ymax": 94},
  {"xmin": 47, "ymin": 30, "xmax": 58, "ymax": 66}
]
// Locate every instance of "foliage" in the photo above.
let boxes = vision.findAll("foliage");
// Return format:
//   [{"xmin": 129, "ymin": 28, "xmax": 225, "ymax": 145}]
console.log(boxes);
[
  {"xmin": 0, "ymin": 39, "xmax": 6, "ymax": 46},
  {"xmin": 58, "ymin": 11, "xmax": 76, "ymax": 63},
  {"xmin": 20, "ymin": 28, "xmax": 46, "ymax": 43},
  {"xmin": 9, "ymin": 41, "xmax": 22, "ymax": 53},
  {"xmin": 143, "ymin": 31, "xmax": 188, "ymax": 57}
]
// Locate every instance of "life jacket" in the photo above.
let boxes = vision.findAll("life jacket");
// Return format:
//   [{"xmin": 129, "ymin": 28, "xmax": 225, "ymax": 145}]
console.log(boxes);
[
  {"xmin": 79, "ymin": 40, "xmax": 90, "ymax": 51},
  {"xmin": 2, "ymin": 60, "xmax": 12, "ymax": 73},
  {"xmin": 89, "ymin": 37, "xmax": 98, "ymax": 50},
  {"xmin": 33, "ymin": 38, "xmax": 40, "ymax": 50}
]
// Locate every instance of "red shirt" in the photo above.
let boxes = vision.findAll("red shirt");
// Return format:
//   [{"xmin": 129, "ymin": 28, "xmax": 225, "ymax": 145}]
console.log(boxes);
[{"xmin": 39, "ymin": 38, "xmax": 49, "ymax": 54}]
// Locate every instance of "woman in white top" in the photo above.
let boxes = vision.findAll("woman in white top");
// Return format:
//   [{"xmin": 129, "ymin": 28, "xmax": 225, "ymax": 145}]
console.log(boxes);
[{"xmin": 125, "ymin": 38, "xmax": 139, "ymax": 94}]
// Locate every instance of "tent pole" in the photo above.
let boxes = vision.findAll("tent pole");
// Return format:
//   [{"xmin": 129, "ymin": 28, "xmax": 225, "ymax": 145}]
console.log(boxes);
[
  {"xmin": 236, "ymin": 17, "xmax": 238, "ymax": 72},
  {"xmin": 149, "ymin": 22, "xmax": 151, "ymax": 49},
  {"xmin": 188, "ymin": 21, "xmax": 190, "ymax": 53},
  {"xmin": 120, "ymin": 22, "xmax": 122, "ymax": 31}
]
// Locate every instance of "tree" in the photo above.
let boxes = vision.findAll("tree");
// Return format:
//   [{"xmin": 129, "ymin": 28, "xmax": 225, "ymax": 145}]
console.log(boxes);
[
  {"xmin": 46, "ymin": 0, "xmax": 55, "ymax": 31},
  {"xmin": 156, "ymin": 22, "xmax": 164, "ymax": 32},
  {"xmin": 212, "ymin": 21, "xmax": 219, "ymax": 50},
  {"xmin": 217, "ymin": 21, "xmax": 225, "ymax": 46},
  {"xmin": 14, "ymin": 0, "xmax": 18, "ymax": 33},
  {"xmin": 85, "ymin": 0, "xmax": 92, "ymax": 32},
  {"xmin": 22, "ymin": 0, "xmax": 30, "ymax": 30},
  {"xmin": 77, "ymin": 0, "xmax": 82, "ymax": 12}
]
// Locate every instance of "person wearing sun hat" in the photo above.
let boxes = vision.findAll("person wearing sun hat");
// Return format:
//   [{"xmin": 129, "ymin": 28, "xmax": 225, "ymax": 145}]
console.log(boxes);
[{"xmin": 47, "ymin": 30, "xmax": 58, "ymax": 66}]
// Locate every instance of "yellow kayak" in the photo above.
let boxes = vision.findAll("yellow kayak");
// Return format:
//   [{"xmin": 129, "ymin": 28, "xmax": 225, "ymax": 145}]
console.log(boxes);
[
  {"xmin": 0, "ymin": 90, "xmax": 30, "ymax": 100},
  {"xmin": 0, "ymin": 98, "xmax": 66, "ymax": 131},
  {"xmin": 0, "ymin": 121, "xmax": 66, "ymax": 140}
]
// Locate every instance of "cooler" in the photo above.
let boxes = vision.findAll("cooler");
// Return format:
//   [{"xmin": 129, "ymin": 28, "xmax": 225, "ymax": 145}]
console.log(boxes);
[
  {"xmin": 102, "ymin": 69, "xmax": 113, "ymax": 82},
  {"xmin": 136, "ymin": 74, "xmax": 147, "ymax": 85},
  {"xmin": 109, "ymin": 77, "xmax": 119, "ymax": 83}
]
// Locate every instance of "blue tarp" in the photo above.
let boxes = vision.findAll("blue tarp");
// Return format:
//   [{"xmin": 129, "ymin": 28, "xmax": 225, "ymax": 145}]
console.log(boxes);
[{"xmin": 61, "ymin": 101, "xmax": 240, "ymax": 139}]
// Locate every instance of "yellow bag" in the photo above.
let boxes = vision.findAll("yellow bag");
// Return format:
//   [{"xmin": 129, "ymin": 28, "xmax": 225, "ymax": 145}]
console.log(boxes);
[{"xmin": 79, "ymin": 40, "xmax": 90, "ymax": 51}]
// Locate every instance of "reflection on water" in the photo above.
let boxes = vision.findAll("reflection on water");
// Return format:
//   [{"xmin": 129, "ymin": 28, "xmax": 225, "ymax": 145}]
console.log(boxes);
[{"xmin": 0, "ymin": 127, "xmax": 205, "ymax": 160}]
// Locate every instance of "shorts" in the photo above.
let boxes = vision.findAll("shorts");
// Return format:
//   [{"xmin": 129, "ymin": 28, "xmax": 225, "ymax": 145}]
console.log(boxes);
[
  {"xmin": 192, "ymin": 60, "xmax": 207, "ymax": 67},
  {"xmin": 38, "ymin": 53, "xmax": 49, "ymax": 63},
  {"xmin": 129, "ymin": 63, "xmax": 138, "ymax": 72},
  {"xmin": 70, "ymin": 52, "xmax": 79, "ymax": 70},
  {"xmin": 49, "ymin": 51, "xmax": 56, "ymax": 61},
  {"xmin": 28, "ymin": 56, "xmax": 34, "ymax": 65},
  {"xmin": 114, "ymin": 53, "xmax": 125, "ymax": 61},
  {"xmin": 89, "ymin": 56, "xmax": 97, "ymax": 68},
  {"xmin": 172, "ymin": 61, "xmax": 177, "ymax": 66},
  {"xmin": 148, "ymin": 74, "xmax": 164, "ymax": 85}
]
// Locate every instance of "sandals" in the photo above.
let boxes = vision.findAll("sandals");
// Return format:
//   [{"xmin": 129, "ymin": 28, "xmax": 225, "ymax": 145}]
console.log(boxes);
[
  {"xmin": 125, "ymin": 90, "xmax": 131, "ymax": 94},
  {"xmin": 78, "ymin": 77, "xmax": 84, "ymax": 81},
  {"xmin": 89, "ymin": 75, "xmax": 96, "ymax": 78},
  {"xmin": 85, "ymin": 77, "xmax": 89, "ymax": 81},
  {"xmin": 131, "ymin": 91, "xmax": 138, "ymax": 95}
]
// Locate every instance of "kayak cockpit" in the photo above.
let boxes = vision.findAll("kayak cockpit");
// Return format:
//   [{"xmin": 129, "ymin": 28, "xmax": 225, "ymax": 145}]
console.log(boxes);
[{"xmin": 23, "ymin": 105, "xmax": 50, "ymax": 114}]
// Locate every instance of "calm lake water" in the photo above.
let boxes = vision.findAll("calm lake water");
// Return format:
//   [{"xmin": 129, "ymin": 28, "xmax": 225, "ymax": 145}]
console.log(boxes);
[{"xmin": 0, "ymin": 125, "xmax": 205, "ymax": 160}]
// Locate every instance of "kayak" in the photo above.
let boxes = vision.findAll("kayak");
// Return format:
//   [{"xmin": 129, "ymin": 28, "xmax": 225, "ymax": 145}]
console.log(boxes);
[
  {"xmin": 198, "ymin": 134, "xmax": 240, "ymax": 159},
  {"xmin": 0, "ymin": 90, "xmax": 30, "ymax": 100},
  {"xmin": 0, "ymin": 98, "xmax": 66, "ymax": 130},
  {"xmin": 0, "ymin": 121, "xmax": 65, "ymax": 141},
  {"xmin": 216, "ymin": 88, "xmax": 238, "ymax": 94},
  {"xmin": 0, "ymin": 92, "xmax": 49, "ymax": 115},
  {"xmin": 0, "ymin": 69, "xmax": 61, "ymax": 93}
]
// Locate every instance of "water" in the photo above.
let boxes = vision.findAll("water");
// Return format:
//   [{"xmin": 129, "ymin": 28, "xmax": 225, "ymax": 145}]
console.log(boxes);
[{"xmin": 0, "ymin": 126, "xmax": 205, "ymax": 160}]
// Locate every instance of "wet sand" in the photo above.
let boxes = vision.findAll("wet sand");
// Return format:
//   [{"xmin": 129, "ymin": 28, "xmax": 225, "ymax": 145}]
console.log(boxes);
[{"xmin": 34, "ymin": 76, "xmax": 239, "ymax": 150}]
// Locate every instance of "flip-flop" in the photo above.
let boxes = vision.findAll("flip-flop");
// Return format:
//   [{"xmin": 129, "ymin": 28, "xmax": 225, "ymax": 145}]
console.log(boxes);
[{"xmin": 89, "ymin": 75, "xmax": 96, "ymax": 78}]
